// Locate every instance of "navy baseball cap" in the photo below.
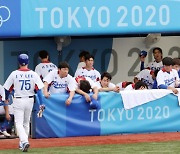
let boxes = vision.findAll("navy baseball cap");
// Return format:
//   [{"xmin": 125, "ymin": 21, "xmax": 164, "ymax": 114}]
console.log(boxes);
[
  {"xmin": 139, "ymin": 50, "xmax": 147, "ymax": 57},
  {"xmin": 18, "ymin": 54, "xmax": 29, "ymax": 66}
]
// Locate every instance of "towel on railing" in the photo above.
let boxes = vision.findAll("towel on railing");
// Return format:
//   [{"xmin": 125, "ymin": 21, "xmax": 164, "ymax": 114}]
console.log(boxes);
[{"xmin": 120, "ymin": 89, "xmax": 173, "ymax": 110}]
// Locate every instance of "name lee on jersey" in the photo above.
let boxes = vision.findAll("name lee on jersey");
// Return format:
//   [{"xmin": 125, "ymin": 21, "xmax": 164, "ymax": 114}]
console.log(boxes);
[{"xmin": 16, "ymin": 74, "xmax": 33, "ymax": 79}]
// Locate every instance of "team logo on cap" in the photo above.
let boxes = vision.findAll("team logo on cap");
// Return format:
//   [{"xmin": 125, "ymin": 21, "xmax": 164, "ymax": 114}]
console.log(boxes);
[{"xmin": 0, "ymin": 6, "xmax": 11, "ymax": 27}]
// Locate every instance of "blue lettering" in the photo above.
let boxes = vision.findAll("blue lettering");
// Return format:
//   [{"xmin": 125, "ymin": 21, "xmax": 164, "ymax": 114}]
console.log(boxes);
[
  {"xmin": 164, "ymin": 77, "xmax": 175, "ymax": 86},
  {"xmin": 52, "ymin": 81, "xmax": 68, "ymax": 88}
]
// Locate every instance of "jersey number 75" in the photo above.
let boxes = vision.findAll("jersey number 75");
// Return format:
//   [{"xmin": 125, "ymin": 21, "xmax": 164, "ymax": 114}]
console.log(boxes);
[{"xmin": 19, "ymin": 80, "xmax": 31, "ymax": 90}]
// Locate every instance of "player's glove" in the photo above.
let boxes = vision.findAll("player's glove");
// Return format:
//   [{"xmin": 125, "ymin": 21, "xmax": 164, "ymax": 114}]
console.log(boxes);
[{"xmin": 37, "ymin": 104, "xmax": 46, "ymax": 118}]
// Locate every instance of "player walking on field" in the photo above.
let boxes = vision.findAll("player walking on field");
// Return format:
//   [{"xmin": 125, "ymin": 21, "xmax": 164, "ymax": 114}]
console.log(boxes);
[{"xmin": 3, "ymin": 54, "xmax": 44, "ymax": 152}]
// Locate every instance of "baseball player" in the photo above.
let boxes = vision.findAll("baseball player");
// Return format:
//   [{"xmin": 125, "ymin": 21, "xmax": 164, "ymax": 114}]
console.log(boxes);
[
  {"xmin": 122, "ymin": 81, "xmax": 148, "ymax": 90},
  {"xmin": 134, "ymin": 69, "xmax": 155, "ymax": 89},
  {"xmin": 172, "ymin": 58, "xmax": 180, "ymax": 78},
  {"xmin": 74, "ymin": 54, "xmax": 101, "ymax": 82},
  {"xmin": 140, "ymin": 47, "xmax": 163, "ymax": 71},
  {"xmin": 74, "ymin": 76, "xmax": 98, "ymax": 102},
  {"xmin": 156, "ymin": 57, "xmax": 180, "ymax": 94},
  {"xmin": 43, "ymin": 61, "xmax": 75, "ymax": 106},
  {"xmin": 0, "ymin": 84, "xmax": 11, "ymax": 137},
  {"xmin": 95, "ymin": 72, "xmax": 119, "ymax": 92},
  {"xmin": 76, "ymin": 50, "xmax": 90, "ymax": 71},
  {"xmin": 134, "ymin": 81, "xmax": 148, "ymax": 90},
  {"xmin": 3, "ymin": 54, "xmax": 44, "ymax": 152},
  {"xmin": 116, "ymin": 81, "xmax": 133, "ymax": 91},
  {"xmin": 35, "ymin": 50, "xmax": 57, "ymax": 80}
]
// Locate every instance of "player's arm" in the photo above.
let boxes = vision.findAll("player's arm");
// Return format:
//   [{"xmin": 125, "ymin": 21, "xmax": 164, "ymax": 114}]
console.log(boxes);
[
  {"xmin": 0, "ymin": 86, "xmax": 11, "ymax": 121},
  {"xmin": 99, "ymin": 82, "xmax": 120, "ymax": 92},
  {"xmin": 98, "ymin": 87, "xmax": 113, "ymax": 92},
  {"xmin": 43, "ymin": 81, "xmax": 50, "ymax": 98},
  {"xmin": 139, "ymin": 51, "xmax": 147, "ymax": 71},
  {"xmin": 34, "ymin": 65, "xmax": 40, "ymax": 75},
  {"xmin": 167, "ymin": 86, "xmax": 178, "ymax": 94},
  {"xmin": 95, "ymin": 70, "xmax": 101, "ymax": 82},
  {"xmin": 140, "ymin": 61, "xmax": 145, "ymax": 71},
  {"xmin": 76, "ymin": 88, "xmax": 91, "ymax": 102},
  {"xmin": 157, "ymin": 71, "xmax": 178, "ymax": 94},
  {"xmin": 74, "ymin": 68, "xmax": 81, "ymax": 77},
  {"xmin": 66, "ymin": 91, "xmax": 75, "ymax": 106},
  {"xmin": 92, "ymin": 86, "xmax": 98, "ymax": 100},
  {"xmin": 140, "ymin": 57, "xmax": 146, "ymax": 71},
  {"xmin": 98, "ymin": 86, "xmax": 117, "ymax": 92},
  {"xmin": 65, "ymin": 77, "xmax": 76, "ymax": 106},
  {"xmin": 134, "ymin": 70, "xmax": 143, "ymax": 83},
  {"xmin": 43, "ymin": 71, "xmax": 54, "ymax": 98},
  {"xmin": 4, "ymin": 100, "xmax": 11, "ymax": 121},
  {"xmin": 174, "ymin": 71, "xmax": 180, "ymax": 87},
  {"xmin": 158, "ymin": 84, "xmax": 178, "ymax": 94},
  {"xmin": 3, "ymin": 72, "xmax": 14, "ymax": 100}
]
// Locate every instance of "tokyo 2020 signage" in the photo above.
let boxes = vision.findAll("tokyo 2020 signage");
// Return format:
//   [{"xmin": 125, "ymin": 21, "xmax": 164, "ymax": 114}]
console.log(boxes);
[{"xmin": 1, "ymin": 0, "xmax": 180, "ymax": 37}]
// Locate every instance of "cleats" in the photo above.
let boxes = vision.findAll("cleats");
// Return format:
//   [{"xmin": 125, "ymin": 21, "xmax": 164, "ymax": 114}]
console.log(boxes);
[{"xmin": 22, "ymin": 142, "xmax": 30, "ymax": 152}]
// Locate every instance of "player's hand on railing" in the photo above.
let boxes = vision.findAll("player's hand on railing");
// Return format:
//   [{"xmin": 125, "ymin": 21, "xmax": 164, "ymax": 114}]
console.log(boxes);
[
  {"xmin": 92, "ymin": 93, "xmax": 98, "ymax": 100},
  {"xmin": 113, "ymin": 86, "xmax": 120, "ymax": 92},
  {"xmin": 84, "ymin": 93, "xmax": 91, "ymax": 102},
  {"xmin": 66, "ymin": 98, "xmax": 72, "ymax": 106},
  {"xmin": 43, "ymin": 91, "xmax": 50, "ymax": 98},
  {"xmin": 168, "ymin": 87, "xmax": 178, "ymax": 94}
]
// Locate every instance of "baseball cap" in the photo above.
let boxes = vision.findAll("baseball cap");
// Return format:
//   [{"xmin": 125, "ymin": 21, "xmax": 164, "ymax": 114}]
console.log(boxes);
[
  {"xmin": 139, "ymin": 50, "xmax": 147, "ymax": 57},
  {"xmin": 18, "ymin": 54, "xmax": 29, "ymax": 66}
]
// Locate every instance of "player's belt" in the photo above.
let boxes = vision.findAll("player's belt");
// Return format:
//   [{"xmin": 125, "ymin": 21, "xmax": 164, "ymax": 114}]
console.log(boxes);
[{"xmin": 15, "ymin": 96, "xmax": 34, "ymax": 99}]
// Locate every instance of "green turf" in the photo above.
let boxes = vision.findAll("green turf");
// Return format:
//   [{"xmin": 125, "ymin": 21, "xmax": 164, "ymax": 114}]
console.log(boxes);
[{"xmin": 1, "ymin": 141, "xmax": 180, "ymax": 154}]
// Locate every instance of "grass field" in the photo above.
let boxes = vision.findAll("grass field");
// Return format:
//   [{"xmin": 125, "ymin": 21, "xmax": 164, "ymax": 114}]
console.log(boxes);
[{"xmin": 1, "ymin": 141, "xmax": 180, "ymax": 154}]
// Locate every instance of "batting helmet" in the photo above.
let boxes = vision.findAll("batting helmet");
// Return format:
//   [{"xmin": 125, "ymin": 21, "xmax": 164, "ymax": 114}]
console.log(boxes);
[{"xmin": 18, "ymin": 54, "xmax": 29, "ymax": 66}]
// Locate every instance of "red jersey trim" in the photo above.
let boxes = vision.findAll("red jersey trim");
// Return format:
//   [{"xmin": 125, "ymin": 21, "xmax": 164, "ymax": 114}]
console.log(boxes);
[
  {"xmin": 75, "ymin": 76, "xmax": 86, "ymax": 83},
  {"xmin": 82, "ymin": 67, "xmax": 95, "ymax": 70},
  {"xmin": 162, "ymin": 68, "xmax": 172, "ymax": 72},
  {"xmin": 132, "ymin": 83, "xmax": 135, "ymax": 89},
  {"xmin": 18, "ymin": 68, "xmax": 30, "ymax": 71},
  {"xmin": 42, "ymin": 61, "xmax": 50, "ymax": 63}
]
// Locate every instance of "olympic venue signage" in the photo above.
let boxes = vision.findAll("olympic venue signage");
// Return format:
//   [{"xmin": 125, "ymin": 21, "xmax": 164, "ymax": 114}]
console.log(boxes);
[
  {"xmin": 32, "ymin": 91, "xmax": 180, "ymax": 138},
  {"xmin": 0, "ymin": 0, "xmax": 180, "ymax": 37}
]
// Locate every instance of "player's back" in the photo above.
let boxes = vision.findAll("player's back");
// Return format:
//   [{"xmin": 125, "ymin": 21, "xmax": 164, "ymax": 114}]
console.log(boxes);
[
  {"xmin": 4, "ymin": 70, "xmax": 41, "ymax": 97},
  {"xmin": 35, "ymin": 62, "xmax": 57, "ymax": 79}
]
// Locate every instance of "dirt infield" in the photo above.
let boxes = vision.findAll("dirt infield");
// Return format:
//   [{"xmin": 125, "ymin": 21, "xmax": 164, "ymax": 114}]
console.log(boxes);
[{"xmin": 1, "ymin": 132, "xmax": 180, "ymax": 150}]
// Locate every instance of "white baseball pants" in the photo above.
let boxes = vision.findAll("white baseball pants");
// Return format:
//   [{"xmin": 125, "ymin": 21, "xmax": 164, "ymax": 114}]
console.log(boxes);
[{"xmin": 13, "ymin": 97, "xmax": 34, "ymax": 144}]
